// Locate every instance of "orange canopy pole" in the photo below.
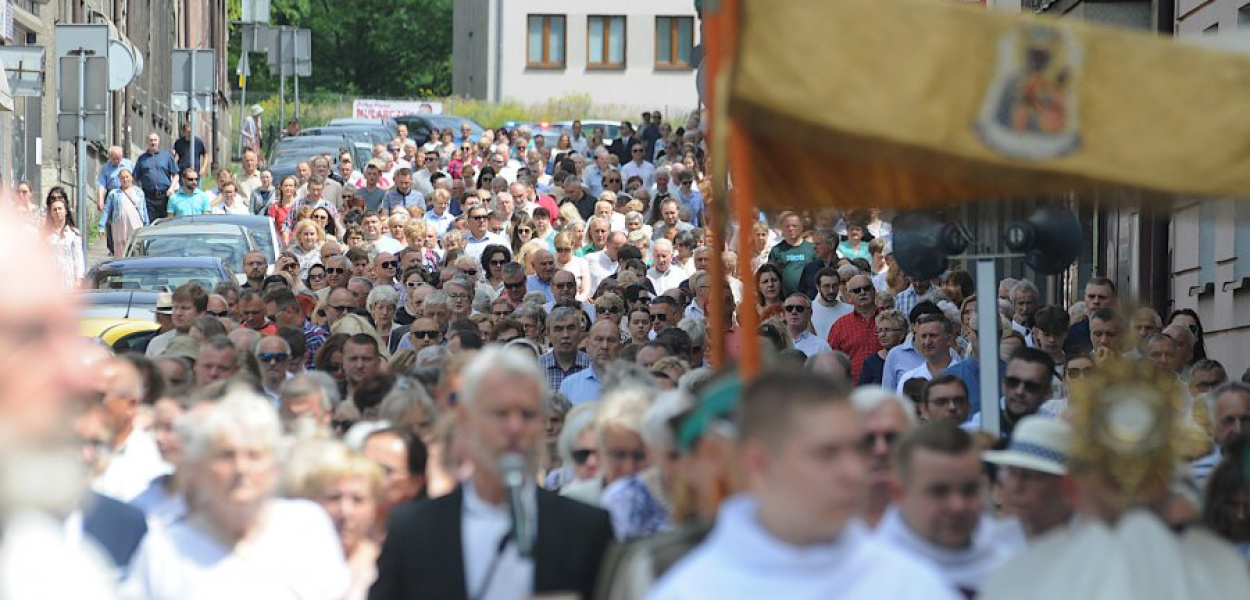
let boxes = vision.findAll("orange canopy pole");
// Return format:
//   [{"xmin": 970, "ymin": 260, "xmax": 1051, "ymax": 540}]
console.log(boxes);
[
  {"xmin": 731, "ymin": 119, "xmax": 760, "ymax": 377},
  {"xmin": 701, "ymin": 0, "xmax": 740, "ymax": 369}
]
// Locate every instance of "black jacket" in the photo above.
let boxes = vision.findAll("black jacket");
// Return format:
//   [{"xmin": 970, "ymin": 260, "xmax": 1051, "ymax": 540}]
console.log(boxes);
[{"xmin": 369, "ymin": 485, "xmax": 614, "ymax": 600}]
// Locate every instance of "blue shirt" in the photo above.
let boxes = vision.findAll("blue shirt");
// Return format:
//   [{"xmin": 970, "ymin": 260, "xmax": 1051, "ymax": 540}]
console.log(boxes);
[
  {"xmin": 424, "ymin": 209, "xmax": 456, "ymax": 236},
  {"xmin": 98, "ymin": 159, "xmax": 136, "ymax": 193},
  {"xmin": 676, "ymin": 188, "xmax": 704, "ymax": 227},
  {"xmin": 526, "ymin": 274, "xmax": 555, "ymax": 302},
  {"xmin": 943, "ymin": 357, "xmax": 1006, "ymax": 419},
  {"xmin": 134, "ymin": 150, "xmax": 179, "ymax": 193},
  {"xmin": 167, "ymin": 188, "xmax": 211, "ymax": 216},
  {"xmin": 539, "ymin": 350, "xmax": 590, "ymax": 392},
  {"xmin": 381, "ymin": 188, "xmax": 426, "ymax": 213},
  {"xmin": 558, "ymin": 365, "xmax": 603, "ymax": 404}
]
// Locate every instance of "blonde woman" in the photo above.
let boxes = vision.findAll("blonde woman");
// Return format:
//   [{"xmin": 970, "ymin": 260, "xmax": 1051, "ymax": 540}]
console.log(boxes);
[
  {"xmin": 387, "ymin": 214, "xmax": 410, "ymax": 247},
  {"xmin": 440, "ymin": 228, "xmax": 466, "ymax": 254},
  {"xmin": 553, "ymin": 230, "xmax": 592, "ymax": 300},
  {"xmin": 289, "ymin": 218, "xmax": 326, "ymax": 279},
  {"xmin": 403, "ymin": 219, "xmax": 441, "ymax": 271},
  {"xmin": 516, "ymin": 238, "xmax": 548, "ymax": 275},
  {"xmin": 287, "ymin": 442, "xmax": 385, "ymax": 600}
]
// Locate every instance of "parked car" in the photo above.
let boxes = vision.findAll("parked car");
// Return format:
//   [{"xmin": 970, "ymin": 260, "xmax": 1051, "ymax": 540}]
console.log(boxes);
[
  {"xmin": 520, "ymin": 121, "xmax": 570, "ymax": 142},
  {"xmin": 77, "ymin": 290, "xmax": 160, "ymax": 321},
  {"xmin": 300, "ymin": 124, "xmax": 393, "ymax": 148},
  {"xmin": 554, "ymin": 119, "xmax": 621, "ymax": 144},
  {"xmin": 124, "ymin": 221, "xmax": 256, "ymax": 279},
  {"xmin": 392, "ymin": 114, "xmax": 486, "ymax": 144},
  {"xmin": 327, "ymin": 117, "xmax": 398, "ymax": 136},
  {"xmin": 81, "ymin": 318, "xmax": 161, "ymax": 353},
  {"xmin": 154, "ymin": 214, "xmax": 280, "ymax": 269},
  {"xmin": 86, "ymin": 256, "xmax": 236, "ymax": 291},
  {"xmin": 267, "ymin": 134, "xmax": 365, "ymax": 183}
]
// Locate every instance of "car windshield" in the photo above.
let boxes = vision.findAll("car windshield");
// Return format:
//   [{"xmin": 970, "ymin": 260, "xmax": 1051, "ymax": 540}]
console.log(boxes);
[
  {"xmin": 91, "ymin": 267, "xmax": 223, "ymax": 292},
  {"xmin": 129, "ymin": 232, "xmax": 248, "ymax": 271},
  {"xmin": 79, "ymin": 304, "xmax": 157, "ymax": 321}
]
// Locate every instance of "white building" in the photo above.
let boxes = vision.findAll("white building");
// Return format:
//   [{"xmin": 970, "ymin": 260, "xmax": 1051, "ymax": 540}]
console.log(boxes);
[{"xmin": 453, "ymin": 0, "xmax": 701, "ymax": 114}]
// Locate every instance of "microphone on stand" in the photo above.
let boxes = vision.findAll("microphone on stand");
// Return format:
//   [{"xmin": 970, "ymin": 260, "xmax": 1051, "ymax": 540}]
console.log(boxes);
[{"xmin": 498, "ymin": 453, "xmax": 533, "ymax": 558}]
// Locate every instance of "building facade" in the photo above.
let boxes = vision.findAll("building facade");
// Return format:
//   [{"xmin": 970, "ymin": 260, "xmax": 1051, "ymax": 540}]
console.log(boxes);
[
  {"xmin": 1, "ymin": 0, "xmax": 229, "ymax": 205},
  {"xmin": 453, "ymin": 0, "xmax": 701, "ymax": 115}
]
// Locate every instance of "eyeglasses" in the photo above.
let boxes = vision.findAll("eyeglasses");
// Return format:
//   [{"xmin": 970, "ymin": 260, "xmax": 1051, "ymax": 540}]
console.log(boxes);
[
  {"xmin": 1066, "ymin": 366, "xmax": 1090, "ymax": 380},
  {"xmin": 207, "ymin": 310, "xmax": 228, "ymax": 318},
  {"xmin": 1003, "ymin": 376, "xmax": 1047, "ymax": 395},
  {"xmin": 849, "ymin": 285, "xmax": 874, "ymax": 294},
  {"xmin": 490, "ymin": 260, "xmax": 508, "ymax": 266},
  {"xmin": 492, "ymin": 310, "xmax": 513, "ymax": 317},
  {"xmin": 470, "ymin": 214, "xmax": 489, "ymax": 221},
  {"xmin": 413, "ymin": 330, "xmax": 441, "ymax": 339},
  {"xmin": 448, "ymin": 293, "xmax": 469, "ymax": 300},
  {"xmin": 784, "ymin": 305, "xmax": 808, "ymax": 313},
  {"xmin": 571, "ymin": 448, "xmax": 598, "ymax": 465},
  {"xmin": 554, "ymin": 282, "xmax": 576, "ymax": 289},
  {"xmin": 257, "ymin": 352, "xmax": 290, "ymax": 363},
  {"xmin": 313, "ymin": 214, "xmax": 329, "ymax": 220},
  {"xmin": 185, "ymin": 178, "xmax": 199, "ymax": 183},
  {"xmin": 596, "ymin": 305, "xmax": 622, "ymax": 314},
  {"xmin": 309, "ymin": 272, "xmax": 327, "ymax": 280},
  {"xmin": 330, "ymin": 305, "xmax": 354, "ymax": 312},
  {"xmin": 380, "ymin": 261, "xmax": 397, "ymax": 269},
  {"xmin": 631, "ymin": 149, "xmax": 643, "ymax": 154},
  {"xmin": 504, "ymin": 280, "xmax": 526, "ymax": 289},
  {"xmin": 604, "ymin": 178, "xmax": 621, "ymax": 184},
  {"xmin": 342, "ymin": 194, "xmax": 356, "ymax": 200},
  {"xmin": 326, "ymin": 267, "xmax": 346, "ymax": 274},
  {"xmin": 516, "ymin": 228, "xmax": 532, "ymax": 235},
  {"xmin": 461, "ymin": 269, "xmax": 478, "ymax": 277},
  {"xmin": 556, "ymin": 247, "xmax": 572, "ymax": 253},
  {"xmin": 282, "ymin": 263, "xmax": 298, "ymax": 272},
  {"xmin": 650, "ymin": 313, "xmax": 668, "ymax": 322}
]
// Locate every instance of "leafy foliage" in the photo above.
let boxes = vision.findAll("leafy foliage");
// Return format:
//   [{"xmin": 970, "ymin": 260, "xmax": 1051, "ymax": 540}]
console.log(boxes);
[{"xmin": 228, "ymin": 0, "xmax": 452, "ymax": 96}]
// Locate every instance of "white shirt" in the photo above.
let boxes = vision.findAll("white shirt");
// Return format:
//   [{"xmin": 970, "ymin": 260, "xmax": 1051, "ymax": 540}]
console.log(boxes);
[
  {"xmin": 461, "ymin": 479, "xmax": 535, "ymax": 600},
  {"xmin": 620, "ymin": 160, "xmax": 656, "ymax": 190},
  {"xmin": 811, "ymin": 298, "xmax": 854, "ymax": 341},
  {"xmin": 646, "ymin": 265, "xmax": 689, "ymax": 294},
  {"xmin": 144, "ymin": 329, "xmax": 177, "ymax": 359},
  {"xmin": 92, "ymin": 429, "xmax": 172, "ymax": 503},
  {"xmin": 121, "ymin": 498, "xmax": 349, "ymax": 600},
  {"xmin": 586, "ymin": 250, "xmax": 618, "ymax": 293},
  {"xmin": 647, "ymin": 495, "xmax": 959, "ymax": 600},
  {"xmin": 895, "ymin": 359, "xmax": 958, "ymax": 394},
  {"xmin": 369, "ymin": 235, "xmax": 405, "ymax": 255},
  {"xmin": 212, "ymin": 199, "xmax": 251, "ymax": 215},
  {"xmin": 875, "ymin": 506, "xmax": 1025, "ymax": 596},
  {"xmin": 791, "ymin": 331, "xmax": 832, "ymax": 358},
  {"xmin": 465, "ymin": 231, "xmax": 510, "ymax": 260},
  {"xmin": 129, "ymin": 475, "xmax": 188, "ymax": 526}
]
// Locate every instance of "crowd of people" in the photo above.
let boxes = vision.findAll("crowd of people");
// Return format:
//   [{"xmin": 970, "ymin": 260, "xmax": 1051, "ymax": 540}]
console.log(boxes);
[{"xmin": 2, "ymin": 110, "xmax": 1249, "ymax": 599}]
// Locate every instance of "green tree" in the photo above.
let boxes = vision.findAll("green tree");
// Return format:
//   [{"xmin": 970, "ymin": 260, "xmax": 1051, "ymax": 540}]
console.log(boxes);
[{"xmin": 230, "ymin": 0, "xmax": 452, "ymax": 96}]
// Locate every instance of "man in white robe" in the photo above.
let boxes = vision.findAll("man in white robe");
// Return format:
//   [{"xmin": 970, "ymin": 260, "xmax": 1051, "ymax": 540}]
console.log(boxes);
[{"xmin": 647, "ymin": 372, "xmax": 959, "ymax": 600}]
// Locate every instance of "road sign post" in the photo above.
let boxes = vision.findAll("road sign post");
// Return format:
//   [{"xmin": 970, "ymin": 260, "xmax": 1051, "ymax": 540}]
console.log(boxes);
[{"xmin": 55, "ymin": 24, "xmax": 109, "ymax": 269}]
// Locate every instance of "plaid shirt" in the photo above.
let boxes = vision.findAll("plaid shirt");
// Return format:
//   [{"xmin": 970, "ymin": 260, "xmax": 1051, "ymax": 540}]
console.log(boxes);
[
  {"xmin": 893, "ymin": 284, "xmax": 939, "ymax": 319},
  {"xmin": 827, "ymin": 309, "xmax": 881, "ymax": 382},
  {"xmin": 539, "ymin": 350, "xmax": 591, "ymax": 392},
  {"xmin": 303, "ymin": 319, "xmax": 330, "ymax": 370}
]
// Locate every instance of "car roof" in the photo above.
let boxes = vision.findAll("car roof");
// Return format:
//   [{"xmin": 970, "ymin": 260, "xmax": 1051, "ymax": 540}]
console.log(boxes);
[
  {"xmin": 158, "ymin": 214, "xmax": 270, "ymax": 228},
  {"xmin": 77, "ymin": 290, "xmax": 161, "ymax": 304},
  {"xmin": 137, "ymin": 222, "xmax": 251, "ymax": 235},
  {"xmin": 91, "ymin": 256, "xmax": 227, "ymax": 269},
  {"xmin": 328, "ymin": 117, "xmax": 397, "ymax": 127}
]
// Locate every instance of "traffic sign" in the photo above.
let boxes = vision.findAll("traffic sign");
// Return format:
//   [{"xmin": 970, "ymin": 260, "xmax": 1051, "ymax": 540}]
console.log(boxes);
[{"xmin": 56, "ymin": 55, "xmax": 107, "ymax": 142}]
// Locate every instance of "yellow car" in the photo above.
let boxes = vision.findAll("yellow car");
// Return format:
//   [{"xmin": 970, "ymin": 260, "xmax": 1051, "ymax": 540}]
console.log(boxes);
[{"xmin": 81, "ymin": 318, "xmax": 161, "ymax": 353}]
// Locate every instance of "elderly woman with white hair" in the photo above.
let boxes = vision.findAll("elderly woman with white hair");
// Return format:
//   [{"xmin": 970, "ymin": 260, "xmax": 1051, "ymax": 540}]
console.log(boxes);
[
  {"xmin": 366, "ymin": 285, "xmax": 400, "ymax": 343},
  {"xmin": 121, "ymin": 392, "xmax": 349, "ymax": 599},
  {"xmin": 548, "ymin": 401, "xmax": 602, "ymax": 492}
]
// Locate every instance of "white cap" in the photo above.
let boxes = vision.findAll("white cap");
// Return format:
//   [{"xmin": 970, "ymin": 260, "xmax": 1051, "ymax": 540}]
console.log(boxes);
[{"xmin": 250, "ymin": 104, "xmax": 264, "ymax": 116}]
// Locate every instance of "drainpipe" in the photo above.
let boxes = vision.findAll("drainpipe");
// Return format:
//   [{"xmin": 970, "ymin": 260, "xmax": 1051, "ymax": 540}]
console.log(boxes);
[{"xmin": 493, "ymin": 0, "xmax": 503, "ymax": 103}]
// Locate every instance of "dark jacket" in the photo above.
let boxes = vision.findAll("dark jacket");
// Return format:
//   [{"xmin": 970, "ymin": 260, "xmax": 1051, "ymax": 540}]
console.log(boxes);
[
  {"xmin": 369, "ymin": 485, "xmax": 614, "ymax": 600},
  {"xmin": 82, "ymin": 491, "xmax": 148, "ymax": 574}
]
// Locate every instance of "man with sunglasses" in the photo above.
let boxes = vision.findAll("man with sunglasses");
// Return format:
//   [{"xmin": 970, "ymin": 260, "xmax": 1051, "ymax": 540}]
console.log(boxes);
[
  {"xmin": 620, "ymin": 142, "xmax": 656, "ymax": 191},
  {"xmin": 463, "ymin": 206, "xmax": 508, "ymax": 260},
  {"xmin": 648, "ymin": 296, "xmax": 682, "ymax": 339},
  {"xmin": 255, "ymin": 336, "xmax": 293, "ymax": 408},
  {"xmin": 877, "ymin": 422, "xmax": 1024, "ymax": 597},
  {"xmin": 782, "ymin": 294, "xmax": 832, "ymax": 358},
  {"xmin": 828, "ymin": 274, "xmax": 883, "ymax": 382},
  {"xmin": 166, "ymin": 168, "xmax": 210, "ymax": 217},
  {"xmin": 965, "ymin": 347, "xmax": 1055, "ymax": 439}
]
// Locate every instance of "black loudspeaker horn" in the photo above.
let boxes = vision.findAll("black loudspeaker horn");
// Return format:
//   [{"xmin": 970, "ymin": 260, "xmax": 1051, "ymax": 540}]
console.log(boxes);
[
  {"xmin": 1003, "ymin": 205, "xmax": 1083, "ymax": 275},
  {"xmin": 892, "ymin": 211, "xmax": 969, "ymax": 280}
]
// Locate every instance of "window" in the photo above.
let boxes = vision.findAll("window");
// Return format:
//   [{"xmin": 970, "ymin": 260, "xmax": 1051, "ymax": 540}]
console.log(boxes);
[
  {"xmin": 527, "ymin": 14, "xmax": 566, "ymax": 68},
  {"xmin": 587, "ymin": 15, "xmax": 626, "ymax": 68},
  {"xmin": 655, "ymin": 16, "xmax": 694, "ymax": 69}
]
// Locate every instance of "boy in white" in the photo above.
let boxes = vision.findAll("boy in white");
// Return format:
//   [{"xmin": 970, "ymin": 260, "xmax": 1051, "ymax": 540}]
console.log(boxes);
[{"xmin": 647, "ymin": 372, "xmax": 959, "ymax": 600}]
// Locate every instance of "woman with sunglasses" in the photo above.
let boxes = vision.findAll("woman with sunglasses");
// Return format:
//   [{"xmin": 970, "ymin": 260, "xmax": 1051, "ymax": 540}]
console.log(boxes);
[
  {"xmin": 44, "ymin": 187, "xmax": 84, "ymax": 288},
  {"xmin": 510, "ymin": 216, "xmax": 537, "ymax": 255},
  {"xmin": 549, "ymin": 403, "xmax": 602, "ymax": 492},
  {"xmin": 1167, "ymin": 309, "xmax": 1208, "ymax": 365},
  {"xmin": 553, "ymin": 231, "xmax": 592, "ymax": 301},
  {"xmin": 305, "ymin": 263, "xmax": 329, "ymax": 293},
  {"xmin": 311, "ymin": 207, "xmax": 338, "ymax": 241},
  {"xmin": 479, "ymin": 244, "xmax": 512, "ymax": 296}
]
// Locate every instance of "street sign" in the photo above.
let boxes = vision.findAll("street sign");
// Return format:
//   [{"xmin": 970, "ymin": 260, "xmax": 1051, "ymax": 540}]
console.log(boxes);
[
  {"xmin": 56, "ymin": 55, "xmax": 107, "ymax": 142},
  {"xmin": 171, "ymin": 49, "xmax": 216, "ymax": 113},
  {"xmin": 294, "ymin": 28, "xmax": 311, "ymax": 77},
  {"xmin": 107, "ymin": 40, "xmax": 143, "ymax": 91},
  {"xmin": 241, "ymin": 0, "xmax": 271, "ymax": 24},
  {"xmin": 267, "ymin": 27, "xmax": 311, "ymax": 77},
  {"xmin": 54, "ymin": 24, "xmax": 109, "ymax": 59},
  {"xmin": 237, "ymin": 51, "xmax": 251, "ymax": 77},
  {"xmin": 0, "ymin": 46, "xmax": 45, "ymax": 97}
]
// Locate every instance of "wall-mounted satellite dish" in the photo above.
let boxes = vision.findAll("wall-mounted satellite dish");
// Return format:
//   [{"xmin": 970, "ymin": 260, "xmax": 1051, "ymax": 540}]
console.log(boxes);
[{"xmin": 108, "ymin": 39, "xmax": 144, "ymax": 91}]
